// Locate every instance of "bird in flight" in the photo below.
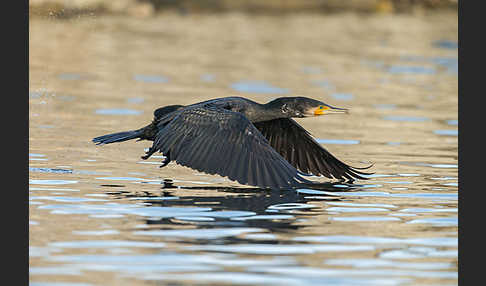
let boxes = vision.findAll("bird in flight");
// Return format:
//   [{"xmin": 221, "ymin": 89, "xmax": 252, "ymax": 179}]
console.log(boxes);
[{"xmin": 93, "ymin": 96, "xmax": 372, "ymax": 189}]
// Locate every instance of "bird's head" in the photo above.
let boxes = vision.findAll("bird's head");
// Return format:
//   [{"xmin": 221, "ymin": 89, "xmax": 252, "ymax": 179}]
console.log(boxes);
[{"xmin": 268, "ymin": 96, "xmax": 348, "ymax": 118}]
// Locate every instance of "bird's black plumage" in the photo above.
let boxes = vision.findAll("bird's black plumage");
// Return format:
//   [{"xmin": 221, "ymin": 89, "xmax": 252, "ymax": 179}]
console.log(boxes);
[
  {"xmin": 92, "ymin": 96, "xmax": 372, "ymax": 189},
  {"xmin": 253, "ymin": 118, "xmax": 371, "ymax": 181}
]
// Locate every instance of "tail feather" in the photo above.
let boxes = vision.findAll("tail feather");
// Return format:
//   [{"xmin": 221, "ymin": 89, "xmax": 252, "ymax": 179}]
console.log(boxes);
[{"xmin": 92, "ymin": 130, "xmax": 142, "ymax": 145}]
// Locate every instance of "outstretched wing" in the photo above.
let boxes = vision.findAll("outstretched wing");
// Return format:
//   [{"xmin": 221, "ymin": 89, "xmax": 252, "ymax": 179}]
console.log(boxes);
[
  {"xmin": 253, "ymin": 118, "xmax": 372, "ymax": 181},
  {"xmin": 148, "ymin": 106, "xmax": 312, "ymax": 189}
]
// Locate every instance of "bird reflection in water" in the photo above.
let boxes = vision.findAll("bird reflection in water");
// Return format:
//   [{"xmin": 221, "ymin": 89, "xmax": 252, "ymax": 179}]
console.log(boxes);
[{"xmin": 103, "ymin": 180, "xmax": 365, "ymax": 233}]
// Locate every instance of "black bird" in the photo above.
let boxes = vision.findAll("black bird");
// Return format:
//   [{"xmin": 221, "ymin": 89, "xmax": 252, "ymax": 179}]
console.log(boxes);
[{"xmin": 92, "ymin": 96, "xmax": 372, "ymax": 189}]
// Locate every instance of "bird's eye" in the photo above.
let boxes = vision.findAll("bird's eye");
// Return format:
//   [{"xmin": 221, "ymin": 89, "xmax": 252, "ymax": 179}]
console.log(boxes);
[{"xmin": 320, "ymin": 106, "xmax": 324, "ymax": 109}]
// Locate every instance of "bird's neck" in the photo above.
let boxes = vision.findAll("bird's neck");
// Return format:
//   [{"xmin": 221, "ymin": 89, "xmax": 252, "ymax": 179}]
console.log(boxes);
[{"xmin": 246, "ymin": 102, "xmax": 287, "ymax": 123}]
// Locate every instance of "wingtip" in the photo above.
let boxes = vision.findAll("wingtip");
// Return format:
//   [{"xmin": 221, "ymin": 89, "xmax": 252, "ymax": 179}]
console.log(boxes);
[
  {"xmin": 345, "ymin": 161, "xmax": 375, "ymax": 179},
  {"xmin": 352, "ymin": 162, "xmax": 374, "ymax": 170},
  {"xmin": 92, "ymin": 138, "xmax": 104, "ymax": 145}
]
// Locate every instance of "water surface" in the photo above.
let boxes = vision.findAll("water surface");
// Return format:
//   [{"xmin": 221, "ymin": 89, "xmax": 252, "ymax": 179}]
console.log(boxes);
[{"xmin": 30, "ymin": 11, "xmax": 457, "ymax": 286}]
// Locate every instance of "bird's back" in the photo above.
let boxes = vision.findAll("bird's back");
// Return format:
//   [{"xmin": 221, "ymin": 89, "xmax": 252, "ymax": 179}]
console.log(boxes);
[{"xmin": 190, "ymin": 96, "xmax": 258, "ymax": 109}]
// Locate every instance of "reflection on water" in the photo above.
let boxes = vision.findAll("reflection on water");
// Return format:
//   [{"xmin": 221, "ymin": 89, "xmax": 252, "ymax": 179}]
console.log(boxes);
[
  {"xmin": 30, "ymin": 11, "xmax": 457, "ymax": 286},
  {"xmin": 230, "ymin": 80, "xmax": 290, "ymax": 94},
  {"xmin": 58, "ymin": 73, "xmax": 83, "ymax": 81},
  {"xmin": 387, "ymin": 66, "xmax": 436, "ymax": 75},
  {"xmin": 382, "ymin": 115, "xmax": 430, "ymax": 122},
  {"xmin": 94, "ymin": 109, "xmax": 143, "ymax": 115},
  {"xmin": 133, "ymin": 74, "xmax": 169, "ymax": 83},
  {"xmin": 29, "ymin": 173, "xmax": 458, "ymax": 285},
  {"xmin": 200, "ymin": 74, "xmax": 216, "ymax": 82},
  {"xmin": 433, "ymin": 40, "xmax": 458, "ymax": 50},
  {"xmin": 126, "ymin": 97, "xmax": 145, "ymax": 104},
  {"xmin": 315, "ymin": 139, "xmax": 360, "ymax": 145},
  {"xmin": 434, "ymin": 130, "xmax": 458, "ymax": 136},
  {"xmin": 330, "ymin": 93, "xmax": 354, "ymax": 101}
]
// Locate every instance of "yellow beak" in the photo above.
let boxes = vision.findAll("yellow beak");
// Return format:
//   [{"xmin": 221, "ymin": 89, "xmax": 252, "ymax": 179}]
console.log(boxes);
[{"xmin": 314, "ymin": 105, "xmax": 348, "ymax": 115}]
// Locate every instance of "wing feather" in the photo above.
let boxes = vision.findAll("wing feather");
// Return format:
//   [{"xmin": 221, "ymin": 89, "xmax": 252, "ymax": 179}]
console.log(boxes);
[
  {"xmin": 148, "ymin": 106, "xmax": 309, "ymax": 189},
  {"xmin": 254, "ymin": 118, "xmax": 372, "ymax": 181}
]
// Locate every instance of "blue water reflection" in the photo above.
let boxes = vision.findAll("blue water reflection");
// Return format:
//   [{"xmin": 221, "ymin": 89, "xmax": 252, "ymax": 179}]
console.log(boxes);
[{"xmin": 230, "ymin": 81, "xmax": 289, "ymax": 94}]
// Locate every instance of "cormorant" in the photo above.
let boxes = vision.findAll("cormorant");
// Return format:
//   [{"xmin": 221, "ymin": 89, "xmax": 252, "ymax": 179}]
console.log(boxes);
[{"xmin": 92, "ymin": 96, "xmax": 372, "ymax": 189}]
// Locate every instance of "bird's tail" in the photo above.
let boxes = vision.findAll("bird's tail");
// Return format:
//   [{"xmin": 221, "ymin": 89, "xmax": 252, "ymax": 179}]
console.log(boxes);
[{"xmin": 92, "ymin": 129, "xmax": 143, "ymax": 145}]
